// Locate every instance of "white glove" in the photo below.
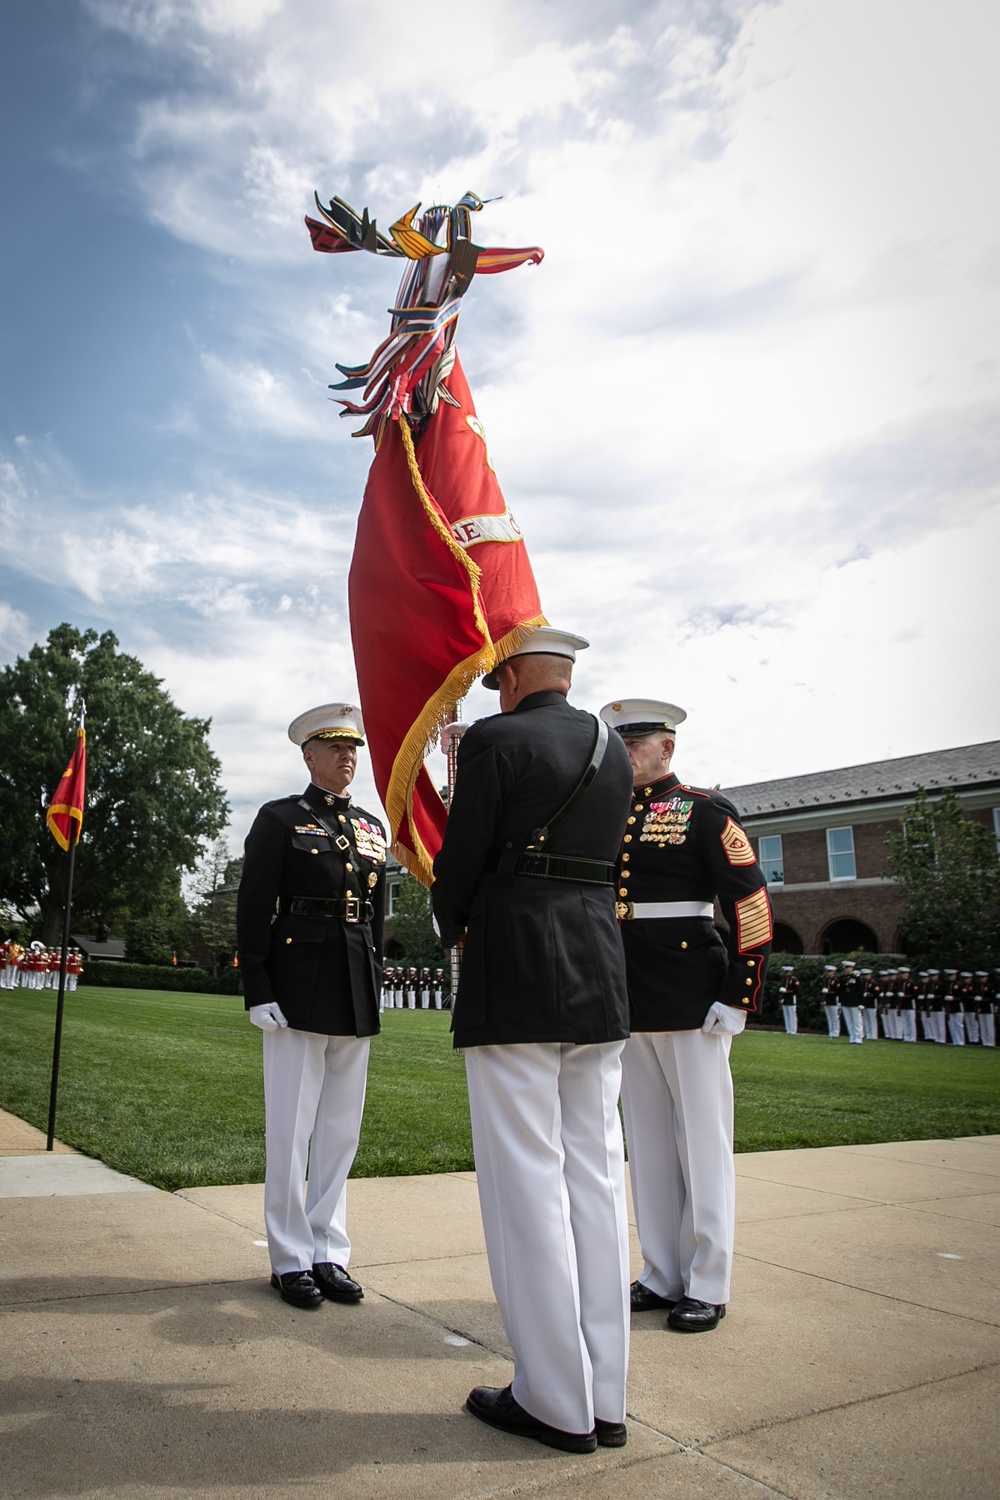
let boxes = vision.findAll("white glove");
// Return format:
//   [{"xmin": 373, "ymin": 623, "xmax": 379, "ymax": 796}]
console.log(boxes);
[
  {"xmin": 702, "ymin": 1001, "xmax": 747, "ymax": 1035},
  {"xmin": 249, "ymin": 1002, "xmax": 288, "ymax": 1032}
]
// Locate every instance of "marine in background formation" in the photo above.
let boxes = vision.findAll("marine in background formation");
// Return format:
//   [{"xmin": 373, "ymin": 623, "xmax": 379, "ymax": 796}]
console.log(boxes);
[
  {"xmin": 779, "ymin": 965, "xmax": 799, "ymax": 1034},
  {"xmin": 821, "ymin": 964, "xmax": 842, "ymax": 1038},
  {"xmin": 840, "ymin": 960, "xmax": 864, "ymax": 1044}
]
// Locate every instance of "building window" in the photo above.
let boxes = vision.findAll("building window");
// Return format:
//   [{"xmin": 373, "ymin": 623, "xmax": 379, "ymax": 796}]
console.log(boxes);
[
  {"xmin": 387, "ymin": 879, "xmax": 402, "ymax": 917},
  {"xmin": 826, "ymin": 826, "xmax": 856, "ymax": 881},
  {"xmin": 758, "ymin": 834, "xmax": 784, "ymax": 886},
  {"xmin": 994, "ymin": 808, "xmax": 1000, "ymax": 851}
]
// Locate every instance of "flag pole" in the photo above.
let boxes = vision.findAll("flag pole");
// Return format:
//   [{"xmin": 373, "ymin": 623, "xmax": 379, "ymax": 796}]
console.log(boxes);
[
  {"xmin": 440, "ymin": 711, "xmax": 469, "ymax": 1007},
  {"xmin": 44, "ymin": 706, "xmax": 86, "ymax": 1152},
  {"xmin": 46, "ymin": 830, "xmax": 77, "ymax": 1151}
]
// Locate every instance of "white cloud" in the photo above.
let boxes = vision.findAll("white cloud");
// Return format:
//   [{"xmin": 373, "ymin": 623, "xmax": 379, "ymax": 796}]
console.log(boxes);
[{"xmin": 6, "ymin": 0, "xmax": 999, "ymax": 849}]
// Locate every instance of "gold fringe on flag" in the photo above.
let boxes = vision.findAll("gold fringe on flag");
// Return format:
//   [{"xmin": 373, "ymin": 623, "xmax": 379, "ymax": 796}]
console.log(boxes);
[{"xmin": 386, "ymin": 417, "xmax": 546, "ymax": 883}]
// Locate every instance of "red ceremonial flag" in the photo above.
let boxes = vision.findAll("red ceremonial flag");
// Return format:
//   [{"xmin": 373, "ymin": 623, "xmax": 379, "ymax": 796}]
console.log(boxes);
[
  {"xmin": 46, "ymin": 725, "xmax": 87, "ymax": 852},
  {"xmin": 350, "ymin": 354, "xmax": 544, "ymax": 880},
  {"xmin": 309, "ymin": 190, "xmax": 546, "ymax": 883}
]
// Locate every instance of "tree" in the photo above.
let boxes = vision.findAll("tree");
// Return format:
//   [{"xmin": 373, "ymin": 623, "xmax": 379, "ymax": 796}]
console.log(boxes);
[
  {"xmin": 388, "ymin": 872, "xmax": 445, "ymax": 969},
  {"xmin": 188, "ymin": 837, "xmax": 242, "ymax": 975},
  {"xmin": 124, "ymin": 875, "xmax": 191, "ymax": 964},
  {"xmin": 0, "ymin": 624, "xmax": 229, "ymax": 943},
  {"xmin": 885, "ymin": 788, "xmax": 1000, "ymax": 966}
]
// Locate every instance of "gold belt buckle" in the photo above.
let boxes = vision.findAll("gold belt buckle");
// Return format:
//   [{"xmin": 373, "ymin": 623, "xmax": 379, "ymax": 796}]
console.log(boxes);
[
  {"xmin": 615, "ymin": 901, "xmax": 634, "ymax": 921},
  {"xmin": 344, "ymin": 893, "xmax": 360, "ymax": 923}
]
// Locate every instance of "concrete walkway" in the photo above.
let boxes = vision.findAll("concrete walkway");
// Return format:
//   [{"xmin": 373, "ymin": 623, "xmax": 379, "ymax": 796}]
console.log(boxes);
[{"xmin": 1, "ymin": 1108, "xmax": 997, "ymax": 1499}]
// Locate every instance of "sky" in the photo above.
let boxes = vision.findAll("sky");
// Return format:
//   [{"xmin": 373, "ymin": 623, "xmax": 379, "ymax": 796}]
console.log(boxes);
[{"xmin": 2, "ymin": 0, "xmax": 998, "ymax": 853}]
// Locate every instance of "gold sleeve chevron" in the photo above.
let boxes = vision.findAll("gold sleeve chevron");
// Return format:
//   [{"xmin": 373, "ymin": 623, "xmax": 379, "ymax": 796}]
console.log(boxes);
[
  {"xmin": 720, "ymin": 816, "xmax": 756, "ymax": 866},
  {"xmin": 735, "ymin": 887, "xmax": 772, "ymax": 953}
]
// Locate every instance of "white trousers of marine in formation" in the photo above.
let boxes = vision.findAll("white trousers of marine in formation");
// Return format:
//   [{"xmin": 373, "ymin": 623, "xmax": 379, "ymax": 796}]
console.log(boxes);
[
  {"xmin": 965, "ymin": 1011, "xmax": 981, "ymax": 1044},
  {"xmin": 621, "ymin": 1028, "xmax": 736, "ymax": 1309},
  {"xmin": 781, "ymin": 1004, "xmax": 798, "ymax": 1034},
  {"xmin": 262, "ymin": 1027, "xmax": 370, "ymax": 1276},
  {"xmin": 824, "ymin": 1003, "xmax": 841, "ymax": 1037},
  {"xmin": 864, "ymin": 1007, "xmax": 880, "ymax": 1040},
  {"xmin": 842, "ymin": 1005, "xmax": 864, "ymax": 1043},
  {"xmin": 980, "ymin": 1012, "xmax": 996, "ymax": 1047},
  {"xmin": 464, "ymin": 1041, "xmax": 630, "ymax": 1437},
  {"xmin": 900, "ymin": 1009, "xmax": 918, "ymax": 1043},
  {"xmin": 948, "ymin": 1013, "xmax": 966, "ymax": 1046}
]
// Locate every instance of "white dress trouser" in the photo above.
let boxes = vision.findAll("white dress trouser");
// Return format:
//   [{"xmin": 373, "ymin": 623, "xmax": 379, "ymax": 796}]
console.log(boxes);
[
  {"xmin": 621, "ymin": 1028, "xmax": 736, "ymax": 1308},
  {"xmin": 864, "ymin": 1007, "xmax": 880, "ymax": 1040},
  {"xmin": 781, "ymin": 1005, "xmax": 797, "ymax": 1034},
  {"xmin": 464, "ymin": 1042, "xmax": 630, "ymax": 1436},
  {"xmin": 262, "ymin": 1027, "xmax": 370, "ymax": 1276},
  {"xmin": 965, "ymin": 1011, "xmax": 981, "ymax": 1044},
  {"xmin": 842, "ymin": 1006, "xmax": 864, "ymax": 1043},
  {"xmin": 900, "ymin": 1009, "xmax": 918, "ymax": 1043},
  {"xmin": 948, "ymin": 1012, "xmax": 966, "ymax": 1045},
  {"xmin": 980, "ymin": 1012, "xmax": 996, "ymax": 1047},
  {"xmin": 824, "ymin": 1004, "xmax": 841, "ymax": 1037}
]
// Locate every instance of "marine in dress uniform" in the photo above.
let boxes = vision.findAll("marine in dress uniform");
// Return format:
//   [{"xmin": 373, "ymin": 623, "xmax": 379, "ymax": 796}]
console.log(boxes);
[
  {"xmin": 917, "ymin": 972, "xmax": 935, "ymax": 1041},
  {"xmin": 944, "ymin": 969, "xmax": 964, "ymax": 1045},
  {"xmin": 822, "ymin": 965, "xmax": 842, "ymax": 1037},
  {"xmin": 861, "ymin": 969, "xmax": 880, "ymax": 1040},
  {"xmin": 898, "ymin": 968, "xmax": 919, "ymax": 1043},
  {"xmin": 927, "ymin": 969, "xmax": 947, "ymax": 1043},
  {"xmin": 960, "ymin": 973, "xmax": 981, "ymax": 1044},
  {"xmin": 237, "ymin": 703, "xmax": 386, "ymax": 1310},
  {"xmin": 779, "ymin": 965, "xmax": 799, "ymax": 1034},
  {"xmin": 432, "ymin": 627, "xmax": 634, "ymax": 1455},
  {"xmin": 841, "ymin": 961, "xmax": 864, "ymax": 1044},
  {"xmin": 600, "ymin": 698, "xmax": 772, "ymax": 1334},
  {"xmin": 983, "ymin": 973, "xmax": 998, "ymax": 1049}
]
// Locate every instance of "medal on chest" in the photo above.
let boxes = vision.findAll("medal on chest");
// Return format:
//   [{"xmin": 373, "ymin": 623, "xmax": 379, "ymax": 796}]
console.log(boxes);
[
  {"xmin": 640, "ymin": 797, "xmax": 694, "ymax": 846},
  {"xmin": 351, "ymin": 816, "xmax": 386, "ymax": 863}
]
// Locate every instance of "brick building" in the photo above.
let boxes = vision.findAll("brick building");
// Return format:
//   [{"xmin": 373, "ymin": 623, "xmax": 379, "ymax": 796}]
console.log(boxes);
[{"xmin": 722, "ymin": 742, "xmax": 1000, "ymax": 955}]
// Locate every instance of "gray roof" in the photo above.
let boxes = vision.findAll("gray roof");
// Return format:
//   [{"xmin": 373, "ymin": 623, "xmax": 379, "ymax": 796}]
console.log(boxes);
[
  {"xmin": 722, "ymin": 741, "xmax": 1000, "ymax": 818},
  {"xmin": 71, "ymin": 934, "xmax": 127, "ymax": 960}
]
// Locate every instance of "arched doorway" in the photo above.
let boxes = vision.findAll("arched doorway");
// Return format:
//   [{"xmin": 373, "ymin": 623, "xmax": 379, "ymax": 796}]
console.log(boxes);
[
  {"xmin": 772, "ymin": 921, "xmax": 804, "ymax": 955},
  {"xmin": 821, "ymin": 918, "xmax": 879, "ymax": 955}
]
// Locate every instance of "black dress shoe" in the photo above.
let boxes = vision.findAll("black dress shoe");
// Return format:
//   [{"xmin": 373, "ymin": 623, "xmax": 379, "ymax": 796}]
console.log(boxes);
[
  {"xmin": 312, "ymin": 1262, "xmax": 364, "ymax": 1302},
  {"xmin": 667, "ymin": 1296, "xmax": 726, "ymax": 1332},
  {"xmin": 465, "ymin": 1385, "xmax": 597, "ymax": 1454},
  {"xmin": 270, "ymin": 1270, "xmax": 323, "ymax": 1308},
  {"xmin": 595, "ymin": 1418, "xmax": 627, "ymax": 1447},
  {"xmin": 630, "ymin": 1280, "xmax": 677, "ymax": 1312}
]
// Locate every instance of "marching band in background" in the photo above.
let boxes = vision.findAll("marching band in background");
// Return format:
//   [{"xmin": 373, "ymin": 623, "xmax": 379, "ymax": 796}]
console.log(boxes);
[{"xmin": 0, "ymin": 939, "xmax": 83, "ymax": 990}]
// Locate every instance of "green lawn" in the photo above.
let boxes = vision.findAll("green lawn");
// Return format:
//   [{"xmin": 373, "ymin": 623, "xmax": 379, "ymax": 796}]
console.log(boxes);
[{"xmin": 0, "ymin": 986, "xmax": 996, "ymax": 1190}]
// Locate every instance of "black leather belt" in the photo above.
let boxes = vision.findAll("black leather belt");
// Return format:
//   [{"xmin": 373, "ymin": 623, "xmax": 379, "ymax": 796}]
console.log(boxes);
[
  {"xmin": 283, "ymin": 895, "xmax": 373, "ymax": 924},
  {"xmin": 482, "ymin": 850, "xmax": 615, "ymax": 886}
]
